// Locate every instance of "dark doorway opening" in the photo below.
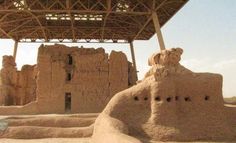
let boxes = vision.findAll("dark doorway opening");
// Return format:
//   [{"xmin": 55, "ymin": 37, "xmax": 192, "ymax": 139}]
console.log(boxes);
[
  {"xmin": 67, "ymin": 73, "xmax": 72, "ymax": 81},
  {"xmin": 65, "ymin": 92, "xmax": 71, "ymax": 112}
]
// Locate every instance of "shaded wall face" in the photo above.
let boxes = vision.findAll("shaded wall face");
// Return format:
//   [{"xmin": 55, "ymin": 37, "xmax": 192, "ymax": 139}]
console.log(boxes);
[
  {"xmin": 17, "ymin": 65, "xmax": 37, "ymax": 105},
  {"xmin": 102, "ymin": 73, "xmax": 227, "ymax": 141},
  {"xmin": 36, "ymin": 45, "xmax": 135, "ymax": 113},
  {"xmin": 0, "ymin": 56, "xmax": 17, "ymax": 105},
  {"xmin": 70, "ymin": 49, "xmax": 110, "ymax": 113},
  {"xmin": 146, "ymin": 74, "xmax": 225, "ymax": 140},
  {"xmin": 149, "ymin": 74, "xmax": 224, "ymax": 123}
]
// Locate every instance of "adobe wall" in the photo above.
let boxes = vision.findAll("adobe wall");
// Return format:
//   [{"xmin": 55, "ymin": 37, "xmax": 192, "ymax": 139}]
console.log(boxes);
[
  {"xmin": 92, "ymin": 48, "xmax": 236, "ymax": 142},
  {"xmin": 36, "ymin": 44, "xmax": 135, "ymax": 113},
  {"xmin": 0, "ymin": 56, "xmax": 37, "ymax": 106},
  {"xmin": 0, "ymin": 56, "xmax": 17, "ymax": 106},
  {"xmin": 17, "ymin": 65, "xmax": 37, "ymax": 105},
  {"xmin": 0, "ymin": 44, "xmax": 137, "ymax": 114}
]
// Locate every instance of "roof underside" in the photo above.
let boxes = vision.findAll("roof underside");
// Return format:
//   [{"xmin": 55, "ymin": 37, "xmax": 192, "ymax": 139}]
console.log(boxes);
[{"xmin": 0, "ymin": 0, "xmax": 188, "ymax": 43}]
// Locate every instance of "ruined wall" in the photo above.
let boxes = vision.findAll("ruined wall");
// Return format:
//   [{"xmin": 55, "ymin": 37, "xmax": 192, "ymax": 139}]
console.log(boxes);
[
  {"xmin": 128, "ymin": 61, "xmax": 137, "ymax": 86},
  {"xmin": 17, "ymin": 65, "xmax": 37, "ymax": 105},
  {"xmin": 93, "ymin": 48, "xmax": 236, "ymax": 143},
  {"xmin": 0, "ymin": 44, "xmax": 136, "ymax": 114},
  {"xmin": 36, "ymin": 44, "xmax": 136, "ymax": 113},
  {"xmin": 0, "ymin": 56, "xmax": 17, "ymax": 105},
  {"xmin": 0, "ymin": 56, "xmax": 37, "ymax": 106},
  {"xmin": 109, "ymin": 51, "xmax": 128, "ymax": 97},
  {"xmin": 70, "ymin": 47, "xmax": 109, "ymax": 113}
]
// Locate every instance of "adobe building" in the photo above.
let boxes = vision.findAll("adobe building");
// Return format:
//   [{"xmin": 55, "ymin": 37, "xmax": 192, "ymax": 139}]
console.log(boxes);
[
  {"xmin": 0, "ymin": 0, "xmax": 189, "ymax": 114},
  {"xmin": 0, "ymin": 48, "xmax": 235, "ymax": 142},
  {"xmin": 0, "ymin": 44, "xmax": 137, "ymax": 113},
  {"xmin": 0, "ymin": 0, "xmax": 235, "ymax": 142}
]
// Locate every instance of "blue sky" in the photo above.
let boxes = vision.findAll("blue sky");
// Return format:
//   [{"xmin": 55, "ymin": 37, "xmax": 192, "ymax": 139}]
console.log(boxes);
[{"xmin": 0, "ymin": 0, "xmax": 235, "ymax": 97}]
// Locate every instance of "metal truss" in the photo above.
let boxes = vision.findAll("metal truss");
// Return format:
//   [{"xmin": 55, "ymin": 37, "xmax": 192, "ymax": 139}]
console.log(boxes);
[{"xmin": 0, "ymin": 0, "xmax": 188, "ymax": 43}]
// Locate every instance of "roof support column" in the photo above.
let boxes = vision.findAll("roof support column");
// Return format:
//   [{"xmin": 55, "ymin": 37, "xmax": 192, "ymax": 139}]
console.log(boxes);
[
  {"xmin": 13, "ymin": 40, "xmax": 18, "ymax": 61},
  {"xmin": 129, "ymin": 41, "xmax": 138, "ymax": 81},
  {"xmin": 152, "ymin": 11, "xmax": 166, "ymax": 51}
]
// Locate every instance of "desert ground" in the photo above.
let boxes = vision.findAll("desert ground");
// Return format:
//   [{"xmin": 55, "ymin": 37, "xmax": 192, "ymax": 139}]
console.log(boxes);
[
  {"xmin": 0, "ymin": 138, "xmax": 90, "ymax": 143},
  {"xmin": 1, "ymin": 138, "xmax": 235, "ymax": 143},
  {"xmin": 0, "ymin": 105, "xmax": 235, "ymax": 143}
]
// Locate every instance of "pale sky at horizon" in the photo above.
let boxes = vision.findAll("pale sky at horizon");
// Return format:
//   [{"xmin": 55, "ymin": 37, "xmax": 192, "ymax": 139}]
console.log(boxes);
[{"xmin": 0, "ymin": 0, "xmax": 235, "ymax": 97}]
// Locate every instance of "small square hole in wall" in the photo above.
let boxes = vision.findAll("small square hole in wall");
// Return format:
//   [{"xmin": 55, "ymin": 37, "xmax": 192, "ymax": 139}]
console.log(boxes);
[
  {"xmin": 155, "ymin": 96, "xmax": 161, "ymax": 101},
  {"xmin": 184, "ymin": 97, "xmax": 191, "ymax": 102},
  {"xmin": 134, "ymin": 96, "xmax": 139, "ymax": 101},
  {"xmin": 175, "ymin": 96, "xmax": 179, "ymax": 101},
  {"xmin": 144, "ymin": 97, "xmax": 148, "ymax": 101},
  {"xmin": 166, "ymin": 97, "xmax": 172, "ymax": 102},
  {"xmin": 205, "ymin": 96, "xmax": 210, "ymax": 101}
]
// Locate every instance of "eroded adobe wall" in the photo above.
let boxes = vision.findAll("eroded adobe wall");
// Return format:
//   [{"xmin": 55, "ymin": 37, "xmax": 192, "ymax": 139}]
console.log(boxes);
[
  {"xmin": 36, "ymin": 44, "xmax": 136, "ymax": 113},
  {"xmin": 0, "ymin": 56, "xmax": 17, "ymax": 105},
  {"xmin": 70, "ymin": 47, "xmax": 110, "ymax": 113},
  {"xmin": 109, "ymin": 51, "xmax": 128, "ymax": 97},
  {"xmin": 93, "ymin": 48, "xmax": 236, "ymax": 143},
  {"xmin": 0, "ymin": 56, "xmax": 37, "ymax": 106},
  {"xmin": 17, "ymin": 65, "xmax": 37, "ymax": 105},
  {"xmin": 0, "ymin": 44, "xmax": 136, "ymax": 114}
]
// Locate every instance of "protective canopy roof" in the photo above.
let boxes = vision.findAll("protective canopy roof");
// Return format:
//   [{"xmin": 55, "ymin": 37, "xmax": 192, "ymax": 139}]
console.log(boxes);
[{"xmin": 0, "ymin": 0, "xmax": 188, "ymax": 43}]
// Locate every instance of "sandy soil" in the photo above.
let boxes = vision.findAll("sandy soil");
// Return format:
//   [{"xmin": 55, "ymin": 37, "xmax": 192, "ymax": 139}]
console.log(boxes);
[
  {"xmin": 0, "ymin": 114, "xmax": 98, "ymax": 139},
  {"xmin": 0, "ymin": 113, "xmax": 235, "ymax": 143},
  {"xmin": 0, "ymin": 138, "xmax": 233, "ymax": 143},
  {"xmin": 0, "ymin": 138, "xmax": 90, "ymax": 143}
]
